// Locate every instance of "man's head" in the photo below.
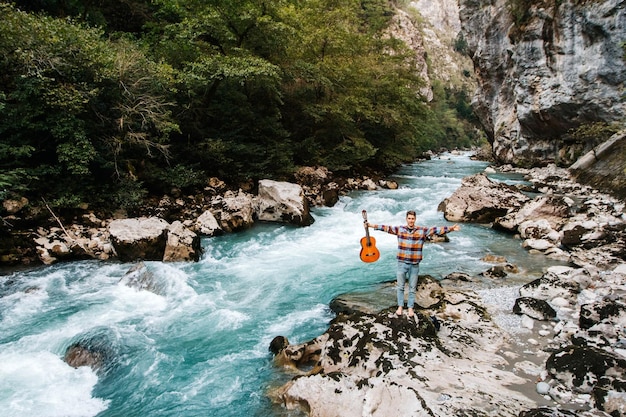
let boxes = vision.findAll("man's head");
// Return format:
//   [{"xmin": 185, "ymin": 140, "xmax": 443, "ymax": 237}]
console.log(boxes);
[{"xmin": 406, "ymin": 210, "xmax": 416, "ymax": 227}]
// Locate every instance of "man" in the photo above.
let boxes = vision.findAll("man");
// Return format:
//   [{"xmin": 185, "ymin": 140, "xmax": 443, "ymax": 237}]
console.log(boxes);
[{"xmin": 366, "ymin": 210, "xmax": 460, "ymax": 317}]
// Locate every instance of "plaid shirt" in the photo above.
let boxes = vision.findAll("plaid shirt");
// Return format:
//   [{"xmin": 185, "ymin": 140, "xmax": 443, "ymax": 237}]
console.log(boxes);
[{"xmin": 375, "ymin": 225, "xmax": 450, "ymax": 264}]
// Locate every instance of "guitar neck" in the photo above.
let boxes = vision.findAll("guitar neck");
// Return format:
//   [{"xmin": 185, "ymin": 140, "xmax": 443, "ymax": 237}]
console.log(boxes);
[{"xmin": 362, "ymin": 210, "xmax": 371, "ymax": 239}]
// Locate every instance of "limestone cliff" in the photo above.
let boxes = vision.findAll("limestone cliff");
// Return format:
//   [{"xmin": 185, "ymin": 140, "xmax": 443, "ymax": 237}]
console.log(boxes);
[
  {"xmin": 458, "ymin": 0, "xmax": 625, "ymax": 168},
  {"xmin": 389, "ymin": 1, "xmax": 476, "ymax": 101},
  {"xmin": 408, "ymin": 0, "xmax": 476, "ymax": 94}
]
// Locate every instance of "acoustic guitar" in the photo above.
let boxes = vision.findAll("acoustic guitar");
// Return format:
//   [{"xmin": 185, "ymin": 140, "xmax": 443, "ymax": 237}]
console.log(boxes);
[{"xmin": 360, "ymin": 210, "xmax": 380, "ymax": 263}]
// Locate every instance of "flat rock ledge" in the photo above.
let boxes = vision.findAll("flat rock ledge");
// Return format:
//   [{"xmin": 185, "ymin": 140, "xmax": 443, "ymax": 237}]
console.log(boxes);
[
  {"xmin": 270, "ymin": 263, "xmax": 626, "ymax": 416},
  {"xmin": 269, "ymin": 286, "xmax": 536, "ymax": 416}
]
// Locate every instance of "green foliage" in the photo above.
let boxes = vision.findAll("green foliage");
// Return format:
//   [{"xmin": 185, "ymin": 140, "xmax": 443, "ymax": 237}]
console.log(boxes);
[
  {"xmin": 0, "ymin": 4, "xmax": 177, "ymax": 209},
  {"xmin": 569, "ymin": 122, "xmax": 621, "ymax": 143},
  {"xmin": 104, "ymin": 39, "xmax": 178, "ymax": 170},
  {"xmin": 156, "ymin": 164, "xmax": 207, "ymax": 192},
  {"xmin": 507, "ymin": 0, "xmax": 534, "ymax": 26},
  {"xmin": 427, "ymin": 80, "xmax": 485, "ymax": 151},
  {"xmin": 11, "ymin": 0, "xmax": 156, "ymax": 33},
  {"xmin": 454, "ymin": 33, "xmax": 468, "ymax": 55},
  {"xmin": 1, "ymin": 0, "xmax": 481, "ymax": 212},
  {"xmin": 0, "ymin": 168, "xmax": 31, "ymax": 201},
  {"xmin": 277, "ymin": 0, "xmax": 435, "ymax": 171},
  {"xmin": 0, "ymin": 4, "xmax": 110, "ymax": 200},
  {"xmin": 109, "ymin": 175, "xmax": 148, "ymax": 210}
]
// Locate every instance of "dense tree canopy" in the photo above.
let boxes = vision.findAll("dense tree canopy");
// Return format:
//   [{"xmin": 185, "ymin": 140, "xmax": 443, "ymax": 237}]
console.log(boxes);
[{"xmin": 0, "ymin": 0, "xmax": 480, "ymax": 211}]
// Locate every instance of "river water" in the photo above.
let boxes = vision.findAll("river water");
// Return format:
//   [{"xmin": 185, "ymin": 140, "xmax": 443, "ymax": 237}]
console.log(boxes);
[{"xmin": 0, "ymin": 152, "xmax": 566, "ymax": 417}]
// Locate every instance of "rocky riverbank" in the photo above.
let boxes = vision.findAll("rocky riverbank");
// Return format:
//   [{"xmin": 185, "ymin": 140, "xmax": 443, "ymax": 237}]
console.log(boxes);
[
  {"xmin": 268, "ymin": 162, "xmax": 626, "ymax": 416},
  {"xmin": 0, "ymin": 166, "xmax": 399, "ymax": 269}
]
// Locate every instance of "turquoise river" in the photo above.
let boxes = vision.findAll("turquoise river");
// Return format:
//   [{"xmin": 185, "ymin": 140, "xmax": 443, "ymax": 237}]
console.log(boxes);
[{"xmin": 0, "ymin": 152, "xmax": 565, "ymax": 416}]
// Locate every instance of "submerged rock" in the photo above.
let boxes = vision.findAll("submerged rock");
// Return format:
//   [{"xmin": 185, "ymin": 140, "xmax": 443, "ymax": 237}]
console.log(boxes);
[
  {"xmin": 118, "ymin": 262, "xmax": 168, "ymax": 295},
  {"xmin": 64, "ymin": 343, "xmax": 107, "ymax": 371},
  {"xmin": 63, "ymin": 328, "xmax": 117, "ymax": 374}
]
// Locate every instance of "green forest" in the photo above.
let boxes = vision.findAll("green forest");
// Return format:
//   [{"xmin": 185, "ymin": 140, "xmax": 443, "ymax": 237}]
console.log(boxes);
[{"xmin": 0, "ymin": 0, "xmax": 480, "ymax": 213}]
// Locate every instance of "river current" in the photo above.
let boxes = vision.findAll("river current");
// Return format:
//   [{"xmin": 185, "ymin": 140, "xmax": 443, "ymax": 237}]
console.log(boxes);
[{"xmin": 0, "ymin": 152, "xmax": 565, "ymax": 417}]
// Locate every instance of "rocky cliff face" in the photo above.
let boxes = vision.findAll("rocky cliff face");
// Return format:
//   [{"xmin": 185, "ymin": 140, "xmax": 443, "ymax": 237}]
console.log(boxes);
[
  {"xmin": 388, "ymin": 1, "xmax": 476, "ymax": 101},
  {"xmin": 459, "ymin": 0, "xmax": 626, "ymax": 167}
]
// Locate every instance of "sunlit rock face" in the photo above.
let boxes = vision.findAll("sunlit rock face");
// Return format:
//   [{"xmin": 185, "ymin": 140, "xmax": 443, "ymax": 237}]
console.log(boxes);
[{"xmin": 459, "ymin": 0, "xmax": 626, "ymax": 167}]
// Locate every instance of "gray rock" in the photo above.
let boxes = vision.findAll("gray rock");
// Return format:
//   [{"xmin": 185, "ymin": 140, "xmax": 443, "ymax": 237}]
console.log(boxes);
[
  {"xmin": 256, "ymin": 179, "xmax": 314, "ymax": 226},
  {"xmin": 438, "ymin": 173, "xmax": 530, "ymax": 223},
  {"xmin": 495, "ymin": 195, "xmax": 573, "ymax": 232},
  {"xmin": 108, "ymin": 217, "xmax": 169, "ymax": 262},
  {"xmin": 513, "ymin": 297, "xmax": 557, "ymax": 321},
  {"xmin": 546, "ymin": 345, "xmax": 626, "ymax": 394},
  {"xmin": 210, "ymin": 190, "xmax": 255, "ymax": 232},
  {"xmin": 163, "ymin": 220, "xmax": 201, "ymax": 262},
  {"xmin": 270, "ymin": 288, "xmax": 535, "ymax": 416},
  {"xmin": 519, "ymin": 271, "xmax": 581, "ymax": 303},
  {"xmin": 194, "ymin": 210, "xmax": 222, "ymax": 236},
  {"xmin": 519, "ymin": 408, "xmax": 578, "ymax": 417},
  {"xmin": 459, "ymin": 0, "xmax": 626, "ymax": 167}
]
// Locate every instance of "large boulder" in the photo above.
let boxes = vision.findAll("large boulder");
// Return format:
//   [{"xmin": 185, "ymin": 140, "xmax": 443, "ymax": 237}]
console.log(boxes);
[
  {"xmin": 193, "ymin": 210, "xmax": 222, "ymax": 236},
  {"xmin": 256, "ymin": 179, "xmax": 314, "ymax": 226},
  {"xmin": 163, "ymin": 220, "xmax": 201, "ymax": 262},
  {"xmin": 546, "ymin": 345, "xmax": 626, "ymax": 394},
  {"xmin": 210, "ymin": 190, "xmax": 255, "ymax": 232},
  {"xmin": 109, "ymin": 217, "xmax": 169, "ymax": 262},
  {"xmin": 109, "ymin": 217, "xmax": 200, "ymax": 262},
  {"xmin": 579, "ymin": 299, "xmax": 626, "ymax": 331},
  {"xmin": 513, "ymin": 297, "xmax": 557, "ymax": 321},
  {"xmin": 519, "ymin": 270, "xmax": 581, "ymax": 303},
  {"xmin": 438, "ymin": 173, "xmax": 530, "ymax": 223},
  {"xmin": 494, "ymin": 195, "xmax": 573, "ymax": 232}
]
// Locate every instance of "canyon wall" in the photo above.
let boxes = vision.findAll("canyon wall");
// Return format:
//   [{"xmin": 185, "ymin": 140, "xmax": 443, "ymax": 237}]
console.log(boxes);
[{"xmin": 458, "ymin": 0, "xmax": 625, "ymax": 167}]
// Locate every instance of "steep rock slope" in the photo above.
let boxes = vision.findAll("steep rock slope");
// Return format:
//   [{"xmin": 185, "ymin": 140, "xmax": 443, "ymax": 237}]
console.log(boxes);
[
  {"xmin": 459, "ymin": 0, "xmax": 626, "ymax": 167},
  {"xmin": 388, "ymin": 1, "xmax": 476, "ymax": 102}
]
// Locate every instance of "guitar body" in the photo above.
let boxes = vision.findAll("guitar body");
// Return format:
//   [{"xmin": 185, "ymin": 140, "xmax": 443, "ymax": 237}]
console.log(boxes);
[
  {"xmin": 360, "ymin": 235, "xmax": 380, "ymax": 263},
  {"xmin": 360, "ymin": 210, "xmax": 380, "ymax": 263}
]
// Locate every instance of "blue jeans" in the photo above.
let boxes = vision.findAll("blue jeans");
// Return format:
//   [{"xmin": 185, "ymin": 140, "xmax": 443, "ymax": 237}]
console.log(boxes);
[{"xmin": 397, "ymin": 261, "xmax": 419, "ymax": 308}]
